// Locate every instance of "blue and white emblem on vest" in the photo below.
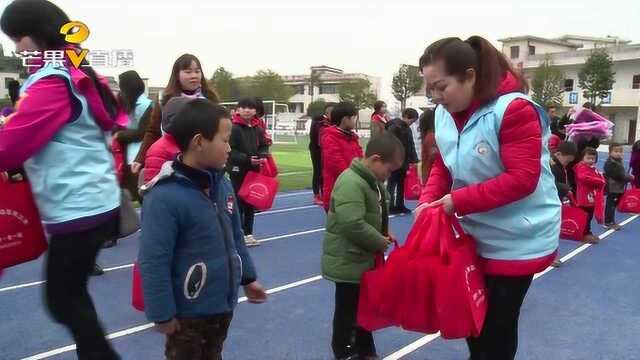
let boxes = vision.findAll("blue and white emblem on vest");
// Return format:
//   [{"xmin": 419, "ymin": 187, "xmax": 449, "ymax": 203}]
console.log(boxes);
[{"xmin": 474, "ymin": 142, "xmax": 490, "ymax": 156}]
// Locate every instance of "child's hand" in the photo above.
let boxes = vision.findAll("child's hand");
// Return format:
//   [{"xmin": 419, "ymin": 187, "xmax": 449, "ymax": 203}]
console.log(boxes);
[
  {"xmin": 244, "ymin": 281, "xmax": 267, "ymax": 304},
  {"xmin": 250, "ymin": 156, "xmax": 262, "ymax": 166},
  {"xmin": 382, "ymin": 236, "xmax": 393, "ymax": 251},
  {"xmin": 155, "ymin": 318, "xmax": 181, "ymax": 335}
]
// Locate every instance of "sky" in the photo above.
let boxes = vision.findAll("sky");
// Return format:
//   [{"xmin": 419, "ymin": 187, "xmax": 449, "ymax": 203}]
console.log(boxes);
[{"xmin": 1, "ymin": 0, "xmax": 639, "ymax": 107}]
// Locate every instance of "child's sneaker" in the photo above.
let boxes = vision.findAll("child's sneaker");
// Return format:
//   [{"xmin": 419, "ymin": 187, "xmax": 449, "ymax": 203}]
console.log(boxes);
[
  {"xmin": 245, "ymin": 235, "xmax": 260, "ymax": 247},
  {"xmin": 604, "ymin": 223, "xmax": 622, "ymax": 231},
  {"xmin": 582, "ymin": 234, "xmax": 600, "ymax": 244}
]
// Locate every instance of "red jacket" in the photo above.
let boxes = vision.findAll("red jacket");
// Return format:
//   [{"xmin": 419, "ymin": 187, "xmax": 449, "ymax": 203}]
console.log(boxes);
[
  {"xmin": 574, "ymin": 161, "xmax": 605, "ymax": 208},
  {"xmin": 419, "ymin": 72, "xmax": 556, "ymax": 276},
  {"xmin": 321, "ymin": 126, "xmax": 364, "ymax": 211},
  {"xmin": 143, "ymin": 134, "xmax": 180, "ymax": 184}
]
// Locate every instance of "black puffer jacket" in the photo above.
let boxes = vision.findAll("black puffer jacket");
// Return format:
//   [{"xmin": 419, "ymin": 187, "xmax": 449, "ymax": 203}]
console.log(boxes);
[{"xmin": 387, "ymin": 118, "xmax": 418, "ymax": 168}]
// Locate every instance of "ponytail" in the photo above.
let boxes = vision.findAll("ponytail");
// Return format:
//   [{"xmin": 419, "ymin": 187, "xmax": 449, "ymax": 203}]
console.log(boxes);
[{"xmin": 419, "ymin": 35, "xmax": 527, "ymax": 105}]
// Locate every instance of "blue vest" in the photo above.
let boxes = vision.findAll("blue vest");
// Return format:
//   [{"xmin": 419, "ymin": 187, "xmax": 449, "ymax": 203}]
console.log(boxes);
[
  {"xmin": 434, "ymin": 93, "xmax": 560, "ymax": 260},
  {"xmin": 20, "ymin": 64, "xmax": 120, "ymax": 225},
  {"xmin": 126, "ymin": 95, "xmax": 152, "ymax": 164}
]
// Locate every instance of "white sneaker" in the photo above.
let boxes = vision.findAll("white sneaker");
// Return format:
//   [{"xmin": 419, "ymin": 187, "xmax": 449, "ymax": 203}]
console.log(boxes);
[{"xmin": 244, "ymin": 235, "xmax": 260, "ymax": 247}]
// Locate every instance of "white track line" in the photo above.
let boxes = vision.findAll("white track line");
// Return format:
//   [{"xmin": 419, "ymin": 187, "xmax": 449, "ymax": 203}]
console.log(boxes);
[
  {"xmin": 0, "ymin": 213, "xmax": 411, "ymax": 294},
  {"xmin": 278, "ymin": 171, "xmax": 312, "ymax": 177},
  {"xmin": 15, "ymin": 213, "xmax": 416, "ymax": 358},
  {"xmin": 383, "ymin": 214, "xmax": 640, "ymax": 360},
  {"xmin": 275, "ymin": 190, "xmax": 313, "ymax": 198},
  {"xmin": 20, "ymin": 275, "xmax": 325, "ymax": 360},
  {"xmin": 257, "ymin": 204, "xmax": 318, "ymax": 216}
]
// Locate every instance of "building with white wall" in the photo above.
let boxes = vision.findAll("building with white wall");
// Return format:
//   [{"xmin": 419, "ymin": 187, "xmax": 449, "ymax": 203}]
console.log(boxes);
[
  {"xmin": 282, "ymin": 65, "xmax": 381, "ymax": 122},
  {"xmin": 499, "ymin": 35, "xmax": 640, "ymax": 144}
]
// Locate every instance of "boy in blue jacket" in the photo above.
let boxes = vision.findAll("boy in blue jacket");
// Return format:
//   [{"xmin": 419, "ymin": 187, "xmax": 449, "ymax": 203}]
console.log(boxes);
[{"xmin": 139, "ymin": 99, "xmax": 266, "ymax": 360}]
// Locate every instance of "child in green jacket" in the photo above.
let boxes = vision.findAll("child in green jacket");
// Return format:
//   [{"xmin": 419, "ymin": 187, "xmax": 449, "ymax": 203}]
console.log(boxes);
[{"xmin": 321, "ymin": 133, "xmax": 405, "ymax": 360}]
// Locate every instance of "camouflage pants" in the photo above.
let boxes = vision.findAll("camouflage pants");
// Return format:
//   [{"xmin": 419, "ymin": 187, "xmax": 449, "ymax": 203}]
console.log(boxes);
[{"xmin": 165, "ymin": 313, "xmax": 233, "ymax": 360}]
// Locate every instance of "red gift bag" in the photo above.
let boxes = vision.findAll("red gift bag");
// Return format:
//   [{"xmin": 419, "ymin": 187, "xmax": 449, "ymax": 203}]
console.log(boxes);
[
  {"xmin": 560, "ymin": 194, "xmax": 588, "ymax": 241},
  {"xmin": 261, "ymin": 154, "xmax": 278, "ymax": 178},
  {"xmin": 434, "ymin": 212, "xmax": 487, "ymax": 339},
  {"xmin": 618, "ymin": 186, "xmax": 640, "ymax": 213},
  {"xmin": 404, "ymin": 164, "xmax": 421, "ymax": 200},
  {"xmin": 357, "ymin": 210, "xmax": 439, "ymax": 332},
  {"xmin": 131, "ymin": 262, "xmax": 145, "ymax": 311},
  {"xmin": 238, "ymin": 169, "xmax": 280, "ymax": 211},
  {"xmin": 594, "ymin": 186, "xmax": 605, "ymax": 225},
  {"xmin": 357, "ymin": 251, "xmax": 397, "ymax": 331},
  {"xmin": 0, "ymin": 170, "xmax": 48, "ymax": 269}
]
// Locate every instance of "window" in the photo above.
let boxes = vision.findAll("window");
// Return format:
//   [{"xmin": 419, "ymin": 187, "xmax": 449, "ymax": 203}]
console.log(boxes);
[
  {"xmin": 633, "ymin": 74, "xmax": 640, "ymax": 89},
  {"xmin": 510, "ymin": 46, "xmax": 520, "ymax": 59},
  {"xmin": 288, "ymin": 84, "xmax": 304, "ymax": 95},
  {"xmin": 564, "ymin": 79, "xmax": 574, "ymax": 92},
  {"xmin": 4, "ymin": 77, "xmax": 15, "ymax": 88},
  {"xmin": 528, "ymin": 45, "xmax": 536, "ymax": 56},
  {"xmin": 319, "ymin": 84, "xmax": 338, "ymax": 94}
]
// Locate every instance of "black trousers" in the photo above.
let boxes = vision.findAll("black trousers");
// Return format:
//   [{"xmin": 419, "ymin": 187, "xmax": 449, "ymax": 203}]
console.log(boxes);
[
  {"xmin": 231, "ymin": 174, "xmax": 255, "ymax": 236},
  {"xmin": 466, "ymin": 274, "xmax": 533, "ymax": 360},
  {"xmin": 165, "ymin": 313, "xmax": 233, "ymax": 360},
  {"xmin": 46, "ymin": 216, "xmax": 120, "ymax": 360},
  {"xmin": 580, "ymin": 206, "xmax": 595, "ymax": 235},
  {"xmin": 387, "ymin": 167, "xmax": 407, "ymax": 210},
  {"xmin": 605, "ymin": 193, "xmax": 622, "ymax": 225},
  {"xmin": 310, "ymin": 148, "xmax": 322, "ymax": 196},
  {"xmin": 332, "ymin": 282, "xmax": 376, "ymax": 359}
]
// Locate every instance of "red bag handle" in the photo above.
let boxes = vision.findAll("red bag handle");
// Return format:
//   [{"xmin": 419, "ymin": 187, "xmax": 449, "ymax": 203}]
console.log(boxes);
[{"xmin": 439, "ymin": 209, "xmax": 469, "ymax": 264}]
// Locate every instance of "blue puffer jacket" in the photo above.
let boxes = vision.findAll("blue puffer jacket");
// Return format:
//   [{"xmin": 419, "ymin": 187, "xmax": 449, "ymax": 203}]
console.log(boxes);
[{"xmin": 139, "ymin": 160, "xmax": 257, "ymax": 323}]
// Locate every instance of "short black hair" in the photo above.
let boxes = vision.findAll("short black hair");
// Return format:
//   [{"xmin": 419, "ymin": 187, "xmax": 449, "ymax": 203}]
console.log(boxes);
[
  {"xmin": 419, "ymin": 108, "xmax": 435, "ymax": 135},
  {"xmin": 374, "ymin": 100, "xmax": 386, "ymax": 112},
  {"xmin": 609, "ymin": 142, "xmax": 624, "ymax": 153},
  {"xmin": 171, "ymin": 99, "xmax": 230, "ymax": 152},
  {"xmin": 402, "ymin": 108, "xmax": 419, "ymax": 120},
  {"xmin": 556, "ymin": 141, "xmax": 578, "ymax": 157},
  {"xmin": 324, "ymin": 102, "xmax": 336, "ymax": 112},
  {"xmin": 582, "ymin": 147, "xmax": 598, "ymax": 158},
  {"xmin": 365, "ymin": 132, "xmax": 405, "ymax": 163},
  {"xmin": 236, "ymin": 97, "xmax": 257, "ymax": 110},
  {"xmin": 330, "ymin": 102, "xmax": 358, "ymax": 126}
]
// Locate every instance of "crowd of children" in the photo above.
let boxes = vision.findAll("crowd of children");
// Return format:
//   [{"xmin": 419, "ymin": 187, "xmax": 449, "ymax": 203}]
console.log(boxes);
[{"xmin": 3, "ymin": 1, "xmax": 640, "ymax": 360}]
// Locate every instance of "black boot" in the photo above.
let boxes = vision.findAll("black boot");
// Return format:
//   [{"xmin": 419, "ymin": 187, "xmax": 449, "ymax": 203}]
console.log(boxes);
[{"xmin": 91, "ymin": 264, "xmax": 105, "ymax": 276}]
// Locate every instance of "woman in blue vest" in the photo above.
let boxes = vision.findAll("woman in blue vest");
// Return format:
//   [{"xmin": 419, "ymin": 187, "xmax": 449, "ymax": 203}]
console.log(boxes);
[
  {"xmin": 416, "ymin": 37, "xmax": 561, "ymax": 359},
  {"xmin": 0, "ymin": 1, "xmax": 122, "ymax": 358},
  {"xmin": 113, "ymin": 70, "xmax": 153, "ymax": 204}
]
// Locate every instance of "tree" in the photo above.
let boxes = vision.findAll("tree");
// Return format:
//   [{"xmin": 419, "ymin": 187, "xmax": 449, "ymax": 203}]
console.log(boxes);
[
  {"xmin": 531, "ymin": 57, "xmax": 564, "ymax": 108},
  {"xmin": 338, "ymin": 78, "xmax": 377, "ymax": 110},
  {"xmin": 306, "ymin": 99, "xmax": 327, "ymax": 119},
  {"xmin": 239, "ymin": 69, "xmax": 293, "ymax": 103},
  {"xmin": 308, "ymin": 70, "xmax": 322, "ymax": 103},
  {"xmin": 210, "ymin": 67, "xmax": 239, "ymax": 102},
  {"xmin": 391, "ymin": 64, "xmax": 423, "ymax": 111},
  {"xmin": 578, "ymin": 48, "xmax": 616, "ymax": 107}
]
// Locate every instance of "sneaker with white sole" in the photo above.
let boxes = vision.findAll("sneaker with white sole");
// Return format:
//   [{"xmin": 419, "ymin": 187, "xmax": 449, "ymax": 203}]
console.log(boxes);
[{"xmin": 245, "ymin": 235, "xmax": 260, "ymax": 247}]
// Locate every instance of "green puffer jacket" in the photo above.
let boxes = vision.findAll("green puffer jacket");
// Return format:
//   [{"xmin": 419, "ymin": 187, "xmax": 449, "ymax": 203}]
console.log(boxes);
[{"xmin": 321, "ymin": 159, "xmax": 390, "ymax": 283}]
